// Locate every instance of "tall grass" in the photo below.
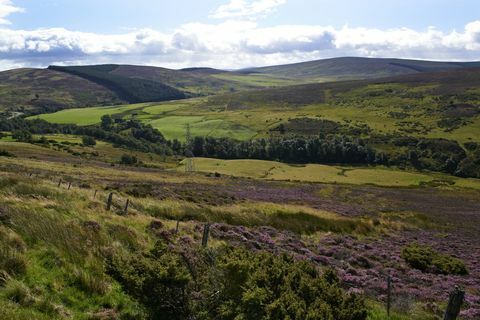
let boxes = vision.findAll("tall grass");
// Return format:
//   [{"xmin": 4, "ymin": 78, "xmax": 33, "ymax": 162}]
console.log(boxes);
[{"xmin": 145, "ymin": 200, "xmax": 373, "ymax": 235}]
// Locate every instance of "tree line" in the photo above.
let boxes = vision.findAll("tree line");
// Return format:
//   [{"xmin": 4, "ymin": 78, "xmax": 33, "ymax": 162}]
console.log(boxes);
[{"xmin": 1, "ymin": 115, "xmax": 478, "ymax": 178}]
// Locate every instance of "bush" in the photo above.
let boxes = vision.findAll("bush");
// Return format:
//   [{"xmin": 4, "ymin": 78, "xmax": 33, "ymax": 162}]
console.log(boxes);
[
  {"xmin": 82, "ymin": 136, "xmax": 96, "ymax": 146},
  {"xmin": 214, "ymin": 248, "xmax": 367, "ymax": 320},
  {"xmin": 11, "ymin": 130, "xmax": 32, "ymax": 142},
  {"xmin": 401, "ymin": 243, "xmax": 468, "ymax": 275},
  {"xmin": 106, "ymin": 241, "xmax": 191, "ymax": 320},
  {"xmin": 120, "ymin": 154, "xmax": 138, "ymax": 165},
  {"xmin": 107, "ymin": 242, "xmax": 367, "ymax": 320},
  {"xmin": 0, "ymin": 149, "xmax": 14, "ymax": 157}
]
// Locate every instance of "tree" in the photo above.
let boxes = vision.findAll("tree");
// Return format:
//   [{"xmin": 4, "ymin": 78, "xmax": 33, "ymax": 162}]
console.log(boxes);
[
  {"xmin": 12, "ymin": 130, "xmax": 32, "ymax": 142},
  {"xmin": 82, "ymin": 136, "xmax": 96, "ymax": 146},
  {"xmin": 101, "ymin": 115, "xmax": 114, "ymax": 131}
]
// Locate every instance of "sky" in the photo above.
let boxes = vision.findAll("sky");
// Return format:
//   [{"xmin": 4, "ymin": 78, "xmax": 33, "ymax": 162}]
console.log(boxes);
[{"xmin": 1, "ymin": 0, "xmax": 480, "ymax": 70}]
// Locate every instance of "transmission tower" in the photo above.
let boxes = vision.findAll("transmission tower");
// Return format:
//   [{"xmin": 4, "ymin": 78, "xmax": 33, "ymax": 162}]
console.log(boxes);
[{"xmin": 185, "ymin": 123, "xmax": 195, "ymax": 173}]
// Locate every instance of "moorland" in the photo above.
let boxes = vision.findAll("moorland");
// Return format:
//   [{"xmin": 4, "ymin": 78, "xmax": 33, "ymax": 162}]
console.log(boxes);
[{"xmin": 0, "ymin": 57, "xmax": 479, "ymax": 319}]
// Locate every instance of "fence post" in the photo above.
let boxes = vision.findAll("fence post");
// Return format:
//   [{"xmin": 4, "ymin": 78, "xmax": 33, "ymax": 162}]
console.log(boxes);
[
  {"xmin": 57, "ymin": 179, "xmax": 62, "ymax": 188},
  {"xmin": 175, "ymin": 220, "xmax": 180, "ymax": 234},
  {"xmin": 93, "ymin": 190, "xmax": 97, "ymax": 199},
  {"xmin": 202, "ymin": 223, "xmax": 210, "ymax": 247},
  {"xmin": 387, "ymin": 275, "xmax": 391, "ymax": 318},
  {"xmin": 106, "ymin": 193, "xmax": 113, "ymax": 211},
  {"xmin": 68, "ymin": 182, "xmax": 72, "ymax": 190},
  {"xmin": 124, "ymin": 199, "xmax": 130, "ymax": 215},
  {"xmin": 444, "ymin": 286, "xmax": 465, "ymax": 320}
]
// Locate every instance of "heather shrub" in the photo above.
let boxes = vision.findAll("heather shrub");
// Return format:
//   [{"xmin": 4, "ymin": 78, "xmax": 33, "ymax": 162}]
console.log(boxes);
[{"xmin": 401, "ymin": 243, "xmax": 468, "ymax": 275}]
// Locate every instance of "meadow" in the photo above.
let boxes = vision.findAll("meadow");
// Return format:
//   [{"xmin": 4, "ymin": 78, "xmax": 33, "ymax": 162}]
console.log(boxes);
[{"xmin": 177, "ymin": 157, "xmax": 480, "ymax": 189}]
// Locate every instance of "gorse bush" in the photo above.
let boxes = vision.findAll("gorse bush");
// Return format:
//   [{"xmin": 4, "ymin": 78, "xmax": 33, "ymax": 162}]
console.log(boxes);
[
  {"xmin": 106, "ymin": 240, "xmax": 192, "ymax": 320},
  {"xmin": 107, "ymin": 239, "xmax": 367, "ymax": 320},
  {"xmin": 401, "ymin": 243, "xmax": 468, "ymax": 275},
  {"xmin": 214, "ymin": 248, "xmax": 367, "ymax": 320}
]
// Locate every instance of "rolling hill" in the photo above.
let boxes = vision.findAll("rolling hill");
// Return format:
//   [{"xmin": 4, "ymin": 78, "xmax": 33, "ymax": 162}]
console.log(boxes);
[
  {"xmin": 3, "ymin": 57, "xmax": 480, "ymax": 116},
  {"xmin": 241, "ymin": 57, "xmax": 480, "ymax": 81},
  {"xmin": 0, "ymin": 68, "xmax": 124, "ymax": 115}
]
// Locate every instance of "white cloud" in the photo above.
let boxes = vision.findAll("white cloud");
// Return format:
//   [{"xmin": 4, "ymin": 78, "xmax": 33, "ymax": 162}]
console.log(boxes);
[
  {"xmin": 210, "ymin": 0, "xmax": 286, "ymax": 20},
  {"xmin": 1, "ymin": 21, "xmax": 480, "ymax": 70},
  {"xmin": 0, "ymin": 0, "xmax": 23, "ymax": 25}
]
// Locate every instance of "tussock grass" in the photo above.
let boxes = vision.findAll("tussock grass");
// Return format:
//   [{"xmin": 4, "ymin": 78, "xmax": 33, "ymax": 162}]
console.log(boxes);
[{"xmin": 144, "ymin": 199, "xmax": 372, "ymax": 235}]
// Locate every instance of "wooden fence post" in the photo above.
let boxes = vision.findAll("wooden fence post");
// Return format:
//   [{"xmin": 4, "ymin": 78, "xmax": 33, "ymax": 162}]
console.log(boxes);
[
  {"xmin": 106, "ymin": 193, "xmax": 113, "ymax": 211},
  {"xmin": 387, "ymin": 275, "xmax": 391, "ymax": 318},
  {"xmin": 124, "ymin": 199, "xmax": 130, "ymax": 215},
  {"xmin": 444, "ymin": 286, "xmax": 465, "ymax": 320},
  {"xmin": 57, "ymin": 179, "xmax": 62, "ymax": 188},
  {"xmin": 202, "ymin": 223, "xmax": 210, "ymax": 247},
  {"xmin": 175, "ymin": 220, "xmax": 180, "ymax": 234}
]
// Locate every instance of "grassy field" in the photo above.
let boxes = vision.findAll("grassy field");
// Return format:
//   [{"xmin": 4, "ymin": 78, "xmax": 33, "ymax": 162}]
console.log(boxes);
[
  {"xmin": 29, "ymin": 103, "xmax": 147, "ymax": 125},
  {"xmin": 177, "ymin": 157, "xmax": 480, "ymax": 189}
]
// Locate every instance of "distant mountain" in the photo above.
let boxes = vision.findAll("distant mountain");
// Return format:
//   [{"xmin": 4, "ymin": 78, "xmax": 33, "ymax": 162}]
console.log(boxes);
[{"xmin": 241, "ymin": 57, "xmax": 480, "ymax": 81}]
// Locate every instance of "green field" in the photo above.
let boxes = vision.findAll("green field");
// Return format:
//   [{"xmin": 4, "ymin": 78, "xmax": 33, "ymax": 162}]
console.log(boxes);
[
  {"xmin": 30, "ymin": 104, "xmax": 147, "ymax": 125},
  {"xmin": 178, "ymin": 157, "xmax": 480, "ymax": 189}
]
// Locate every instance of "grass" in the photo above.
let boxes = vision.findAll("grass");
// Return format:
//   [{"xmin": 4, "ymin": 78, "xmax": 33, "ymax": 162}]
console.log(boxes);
[
  {"xmin": 0, "ymin": 137, "xmax": 477, "ymax": 319},
  {"xmin": 212, "ymin": 73, "xmax": 300, "ymax": 87},
  {"xmin": 148, "ymin": 116, "xmax": 256, "ymax": 141},
  {"xmin": 28, "ymin": 103, "xmax": 147, "ymax": 125},
  {"xmin": 177, "ymin": 157, "xmax": 480, "ymax": 189}
]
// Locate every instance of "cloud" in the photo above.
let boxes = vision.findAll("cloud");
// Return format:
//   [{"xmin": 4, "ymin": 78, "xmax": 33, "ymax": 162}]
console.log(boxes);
[
  {"xmin": 0, "ymin": 0, "xmax": 23, "ymax": 25},
  {"xmin": 1, "ymin": 21, "xmax": 480, "ymax": 70},
  {"xmin": 210, "ymin": 0, "xmax": 286, "ymax": 20}
]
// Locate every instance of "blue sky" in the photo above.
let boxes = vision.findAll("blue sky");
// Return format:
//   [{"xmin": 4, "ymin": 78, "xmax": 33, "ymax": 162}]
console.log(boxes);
[
  {"xmin": 9, "ymin": 0, "xmax": 480, "ymax": 32},
  {"xmin": 1, "ymin": 0, "xmax": 480, "ymax": 70}
]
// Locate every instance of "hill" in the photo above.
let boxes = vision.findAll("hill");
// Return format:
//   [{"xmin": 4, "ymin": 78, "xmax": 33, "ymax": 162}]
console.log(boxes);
[
  {"xmin": 0, "ymin": 132, "xmax": 479, "ymax": 319},
  {"xmin": 241, "ymin": 56, "xmax": 480, "ymax": 81},
  {"xmin": 3, "ymin": 57, "xmax": 480, "ymax": 116},
  {"xmin": 0, "ymin": 68, "xmax": 124, "ymax": 115}
]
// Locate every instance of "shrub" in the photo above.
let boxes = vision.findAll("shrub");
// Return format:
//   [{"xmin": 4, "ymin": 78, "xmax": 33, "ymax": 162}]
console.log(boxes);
[
  {"xmin": 82, "ymin": 136, "xmax": 97, "ymax": 146},
  {"xmin": 401, "ymin": 243, "xmax": 468, "ymax": 275},
  {"xmin": 106, "ymin": 241, "xmax": 192, "ymax": 320},
  {"xmin": 120, "ymin": 154, "xmax": 138, "ymax": 165},
  {"xmin": 0, "ymin": 149, "xmax": 14, "ymax": 157},
  {"xmin": 214, "ymin": 248, "xmax": 367, "ymax": 320}
]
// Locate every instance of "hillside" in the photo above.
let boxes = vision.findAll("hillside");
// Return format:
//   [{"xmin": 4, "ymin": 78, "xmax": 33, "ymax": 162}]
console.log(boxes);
[
  {"xmin": 31, "ymin": 67, "xmax": 480, "ymax": 179},
  {"xmin": 0, "ymin": 68, "xmax": 124, "ymax": 115},
  {"xmin": 3, "ymin": 57, "xmax": 480, "ymax": 116},
  {"xmin": 0, "ymin": 133, "xmax": 479, "ymax": 319},
  {"xmin": 242, "ymin": 57, "xmax": 480, "ymax": 81}
]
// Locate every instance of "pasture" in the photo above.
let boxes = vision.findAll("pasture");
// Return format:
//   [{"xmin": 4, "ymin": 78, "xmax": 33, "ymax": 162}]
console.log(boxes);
[{"xmin": 177, "ymin": 157, "xmax": 480, "ymax": 189}]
